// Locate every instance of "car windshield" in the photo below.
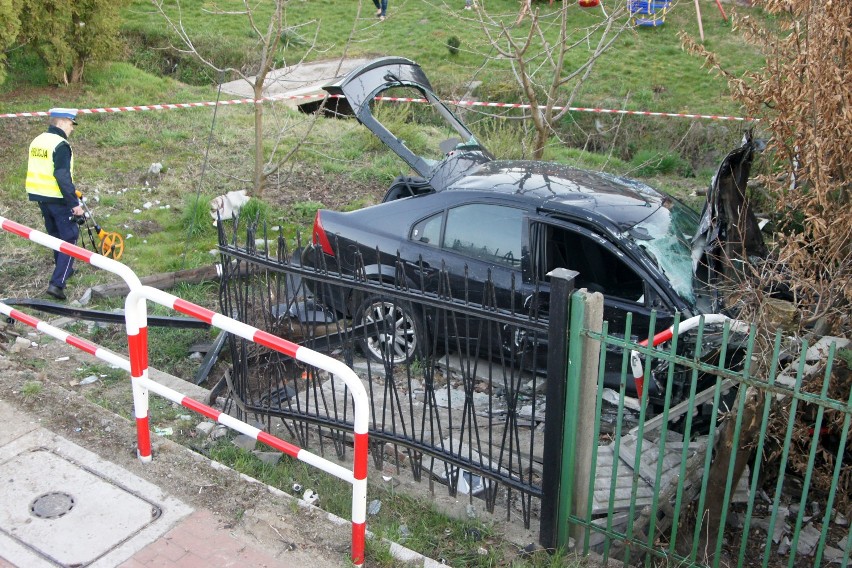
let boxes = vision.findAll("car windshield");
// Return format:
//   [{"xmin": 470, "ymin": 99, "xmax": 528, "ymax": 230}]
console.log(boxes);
[{"xmin": 627, "ymin": 199, "xmax": 699, "ymax": 304}]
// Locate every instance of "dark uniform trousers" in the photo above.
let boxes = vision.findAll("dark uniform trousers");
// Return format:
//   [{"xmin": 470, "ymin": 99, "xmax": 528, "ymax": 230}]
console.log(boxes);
[{"xmin": 38, "ymin": 201, "xmax": 79, "ymax": 288}]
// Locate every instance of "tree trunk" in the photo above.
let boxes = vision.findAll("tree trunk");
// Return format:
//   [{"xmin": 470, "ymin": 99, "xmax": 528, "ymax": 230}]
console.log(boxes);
[
  {"xmin": 70, "ymin": 59, "xmax": 85, "ymax": 83},
  {"xmin": 698, "ymin": 386, "xmax": 763, "ymax": 563},
  {"xmin": 253, "ymin": 82, "xmax": 265, "ymax": 198},
  {"xmin": 532, "ymin": 119, "xmax": 549, "ymax": 160}
]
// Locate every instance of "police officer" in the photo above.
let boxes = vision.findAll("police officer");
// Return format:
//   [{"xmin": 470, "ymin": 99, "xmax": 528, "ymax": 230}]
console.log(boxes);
[{"xmin": 26, "ymin": 108, "xmax": 84, "ymax": 300}]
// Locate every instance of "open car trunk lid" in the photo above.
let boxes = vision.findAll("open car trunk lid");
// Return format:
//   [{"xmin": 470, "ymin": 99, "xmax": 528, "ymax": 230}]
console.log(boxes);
[{"xmin": 323, "ymin": 56, "xmax": 492, "ymax": 190}]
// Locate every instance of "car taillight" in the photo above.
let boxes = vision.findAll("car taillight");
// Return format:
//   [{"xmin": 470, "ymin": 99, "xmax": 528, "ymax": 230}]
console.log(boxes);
[{"xmin": 312, "ymin": 210, "xmax": 335, "ymax": 256}]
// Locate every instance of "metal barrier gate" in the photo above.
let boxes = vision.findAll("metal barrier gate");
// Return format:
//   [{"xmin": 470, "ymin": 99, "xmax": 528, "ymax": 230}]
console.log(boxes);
[{"xmin": 0, "ymin": 217, "xmax": 370, "ymax": 566}]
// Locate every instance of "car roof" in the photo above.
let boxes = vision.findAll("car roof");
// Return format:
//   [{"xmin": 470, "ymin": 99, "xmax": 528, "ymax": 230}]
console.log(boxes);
[{"xmin": 446, "ymin": 160, "xmax": 671, "ymax": 229}]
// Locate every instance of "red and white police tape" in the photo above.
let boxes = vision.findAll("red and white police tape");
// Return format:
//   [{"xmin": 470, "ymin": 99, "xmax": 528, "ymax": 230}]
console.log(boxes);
[
  {"xmin": 0, "ymin": 92, "xmax": 756, "ymax": 122},
  {"xmin": 630, "ymin": 314, "xmax": 750, "ymax": 400},
  {"xmin": 0, "ymin": 216, "xmax": 370, "ymax": 567}
]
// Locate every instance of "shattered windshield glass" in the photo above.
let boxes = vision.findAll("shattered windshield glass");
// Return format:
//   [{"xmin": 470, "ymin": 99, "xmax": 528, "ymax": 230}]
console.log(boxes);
[{"xmin": 627, "ymin": 199, "xmax": 699, "ymax": 304}]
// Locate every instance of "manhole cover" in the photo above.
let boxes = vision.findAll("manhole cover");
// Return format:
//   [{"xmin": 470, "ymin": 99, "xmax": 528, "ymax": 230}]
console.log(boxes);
[{"xmin": 30, "ymin": 491, "xmax": 76, "ymax": 519}]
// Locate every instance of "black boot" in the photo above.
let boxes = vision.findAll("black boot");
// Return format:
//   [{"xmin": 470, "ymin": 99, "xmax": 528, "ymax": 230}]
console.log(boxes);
[{"xmin": 46, "ymin": 284, "xmax": 66, "ymax": 300}]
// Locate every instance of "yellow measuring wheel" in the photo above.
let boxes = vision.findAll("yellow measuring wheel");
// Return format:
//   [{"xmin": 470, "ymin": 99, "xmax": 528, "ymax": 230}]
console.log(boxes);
[
  {"xmin": 98, "ymin": 230, "xmax": 125, "ymax": 260},
  {"xmin": 75, "ymin": 190, "xmax": 126, "ymax": 260}
]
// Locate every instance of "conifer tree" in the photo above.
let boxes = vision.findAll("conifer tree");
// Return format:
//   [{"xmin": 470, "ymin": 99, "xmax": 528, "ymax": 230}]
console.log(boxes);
[
  {"xmin": 0, "ymin": 0, "xmax": 23, "ymax": 85},
  {"xmin": 20, "ymin": 0, "xmax": 127, "ymax": 84}
]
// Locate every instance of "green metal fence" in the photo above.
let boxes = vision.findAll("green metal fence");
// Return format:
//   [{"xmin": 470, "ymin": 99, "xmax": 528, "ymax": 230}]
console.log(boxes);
[{"xmin": 557, "ymin": 290, "xmax": 852, "ymax": 567}]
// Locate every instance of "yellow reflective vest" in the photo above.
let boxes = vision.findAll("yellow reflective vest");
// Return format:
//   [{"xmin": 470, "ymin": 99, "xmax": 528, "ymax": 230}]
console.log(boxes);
[{"xmin": 26, "ymin": 132, "xmax": 74, "ymax": 200}]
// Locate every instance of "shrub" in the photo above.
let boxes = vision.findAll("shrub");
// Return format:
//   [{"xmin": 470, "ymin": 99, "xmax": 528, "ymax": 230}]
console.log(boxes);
[
  {"xmin": 238, "ymin": 198, "xmax": 271, "ymax": 227},
  {"xmin": 292, "ymin": 200, "xmax": 324, "ymax": 221},
  {"xmin": 447, "ymin": 36, "xmax": 460, "ymax": 56}
]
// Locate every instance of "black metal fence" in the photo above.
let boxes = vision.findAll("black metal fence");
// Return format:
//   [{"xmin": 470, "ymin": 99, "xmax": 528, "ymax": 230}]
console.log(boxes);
[{"xmin": 216, "ymin": 221, "xmax": 569, "ymax": 530}]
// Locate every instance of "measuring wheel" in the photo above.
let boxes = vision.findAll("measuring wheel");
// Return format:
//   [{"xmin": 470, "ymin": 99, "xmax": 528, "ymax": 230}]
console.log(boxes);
[{"xmin": 100, "ymin": 232, "xmax": 125, "ymax": 260}]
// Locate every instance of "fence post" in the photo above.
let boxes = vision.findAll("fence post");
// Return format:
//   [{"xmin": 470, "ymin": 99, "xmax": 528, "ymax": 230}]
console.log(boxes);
[
  {"xmin": 539, "ymin": 268, "xmax": 578, "ymax": 550},
  {"xmin": 566, "ymin": 290, "xmax": 603, "ymax": 548}
]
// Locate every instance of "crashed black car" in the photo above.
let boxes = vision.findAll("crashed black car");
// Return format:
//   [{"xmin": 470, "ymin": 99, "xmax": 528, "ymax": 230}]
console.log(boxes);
[{"xmin": 301, "ymin": 57, "xmax": 764, "ymax": 403}]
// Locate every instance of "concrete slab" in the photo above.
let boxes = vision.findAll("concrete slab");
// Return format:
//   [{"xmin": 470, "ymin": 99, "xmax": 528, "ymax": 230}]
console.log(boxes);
[
  {"xmin": 0, "ymin": 400, "xmax": 40, "ymax": 446},
  {"xmin": 0, "ymin": 429, "xmax": 192, "ymax": 568},
  {"xmin": 219, "ymin": 57, "xmax": 373, "ymax": 107}
]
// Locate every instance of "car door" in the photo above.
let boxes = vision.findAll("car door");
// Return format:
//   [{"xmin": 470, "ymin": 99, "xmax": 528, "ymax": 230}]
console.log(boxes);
[
  {"xmin": 402, "ymin": 202, "xmax": 529, "ymax": 350},
  {"xmin": 530, "ymin": 219, "xmax": 675, "ymax": 394}
]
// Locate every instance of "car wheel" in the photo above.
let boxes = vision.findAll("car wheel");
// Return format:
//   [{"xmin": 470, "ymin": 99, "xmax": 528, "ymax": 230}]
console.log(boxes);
[{"xmin": 355, "ymin": 296, "xmax": 425, "ymax": 365}]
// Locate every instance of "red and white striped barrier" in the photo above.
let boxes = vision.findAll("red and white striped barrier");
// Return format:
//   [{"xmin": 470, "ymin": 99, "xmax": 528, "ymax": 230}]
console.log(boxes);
[
  {"xmin": 0, "ymin": 299, "xmax": 368, "ymax": 565},
  {"xmin": 0, "ymin": 92, "xmax": 756, "ymax": 122},
  {"xmin": 124, "ymin": 285, "xmax": 369, "ymax": 565},
  {"xmin": 0, "ymin": 302, "xmax": 131, "ymax": 371},
  {"xmin": 1, "ymin": 218, "xmax": 370, "ymax": 566},
  {"xmin": 629, "ymin": 314, "xmax": 750, "ymax": 400},
  {"xmin": 1, "ymin": 215, "xmax": 152, "ymax": 461},
  {"xmin": 0, "ymin": 217, "xmax": 141, "ymax": 288}
]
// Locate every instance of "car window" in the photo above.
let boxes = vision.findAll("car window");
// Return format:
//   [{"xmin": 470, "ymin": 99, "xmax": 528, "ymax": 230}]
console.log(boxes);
[
  {"xmin": 535, "ymin": 223, "xmax": 645, "ymax": 303},
  {"xmin": 411, "ymin": 213, "xmax": 442, "ymax": 245},
  {"xmin": 442, "ymin": 204, "xmax": 524, "ymax": 267}
]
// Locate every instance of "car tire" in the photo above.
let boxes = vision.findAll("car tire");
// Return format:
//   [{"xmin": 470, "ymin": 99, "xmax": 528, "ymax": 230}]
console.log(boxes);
[{"xmin": 354, "ymin": 296, "xmax": 425, "ymax": 365}]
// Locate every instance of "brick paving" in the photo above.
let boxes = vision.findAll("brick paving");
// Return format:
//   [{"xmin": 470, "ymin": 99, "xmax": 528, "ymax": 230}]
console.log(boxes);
[{"xmin": 118, "ymin": 510, "xmax": 285, "ymax": 568}]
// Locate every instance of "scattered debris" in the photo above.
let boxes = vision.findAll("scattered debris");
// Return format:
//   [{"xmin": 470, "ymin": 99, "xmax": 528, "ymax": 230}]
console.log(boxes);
[
  {"xmin": 252, "ymin": 450, "xmax": 282, "ymax": 466},
  {"xmin": 518, "ymin": 542, "xmax": 543, "ymax": 557},
  {"xmin": 210, "ymin": 190, "xmax": 250, "ymax": 224},
  {"xmin": 796, "ymin": 523, "xmax": 822, "ymax": 556},
  {"xmin": 210, "ymin": 424, "xmax": 229, "ymax": 440},
  {"xmin": 232, "ymin": 434, "xmax": 257, "ymax": 451},
  {"xmin": 367, "ymin": 499, "xmax": 382, "ymax": 515},
  {"xmin": 302, "ymin": 489, "xmax": 318, "ymax": 505},
  {"xmin": 10, "ymin": 337, "xmax": 32, "ymax": 353},
  {"xmin": 195, "ymin": 422, "xmax": 215, "ymax": 437},
  {"xmin": 153, "ymin": 426, "xmax": 173, "ymax": 436},
  {"xmin": 78, "ymin": 375, "xmax": 98, "ymax": 385}
]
